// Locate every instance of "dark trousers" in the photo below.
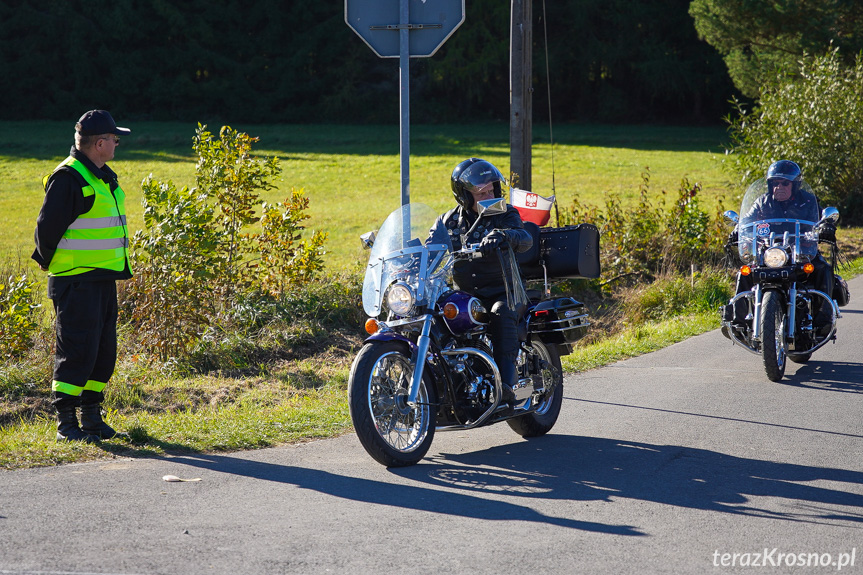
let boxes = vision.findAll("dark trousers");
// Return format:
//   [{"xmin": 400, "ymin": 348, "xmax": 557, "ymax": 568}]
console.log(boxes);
[
  {"xmin": 51, "ymin": 280, "xmax": 118, "ymax": 410},
  {"xmin": 482, "ymin": 296, "xmax": 520, "ymax": 388}
]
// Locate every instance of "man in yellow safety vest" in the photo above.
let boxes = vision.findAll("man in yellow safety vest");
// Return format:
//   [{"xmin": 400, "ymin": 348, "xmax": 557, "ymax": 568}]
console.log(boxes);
[{"xmin": 33, "ymin": 110, "xmax": 133, "ymax": 442}]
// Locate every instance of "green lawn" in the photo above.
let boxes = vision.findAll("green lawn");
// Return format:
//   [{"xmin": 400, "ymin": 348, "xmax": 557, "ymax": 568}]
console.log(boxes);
[{"xmin": 1, "ymin": 122, "xmax": 733, "ymax": 270}]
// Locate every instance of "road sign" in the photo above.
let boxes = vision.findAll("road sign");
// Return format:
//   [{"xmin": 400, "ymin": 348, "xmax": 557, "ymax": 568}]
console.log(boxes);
[
  {"xmin": 346, "ymin": 0, "xmax": 465, "ymax": 207},
  {"xmin": 345, "ymin": 0, "xmax": 465, "ymax": 58}
]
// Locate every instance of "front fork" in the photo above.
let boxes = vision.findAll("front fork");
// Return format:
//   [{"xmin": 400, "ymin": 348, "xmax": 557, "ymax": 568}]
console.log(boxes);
[
  {"xmin": 751, "ymin": 285, "xmax": 793, "ymax": 345},
  {"xmin": 749, "ymin": 284, "xmax": 838, "ymax": 347},
  {"xmin": 407, "ymin": 316, "xmax": 434, "ymax": 408}
]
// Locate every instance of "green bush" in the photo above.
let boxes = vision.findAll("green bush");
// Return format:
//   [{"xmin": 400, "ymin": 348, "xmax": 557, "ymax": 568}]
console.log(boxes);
[
  {"xmin": 0, "ymin": 272, "xmax": 42, "ymax": 360},
  {"xmin": 186, "ymin": 272, "xmax": 364, "ymax": 375},
  {"xmin": 120, "ymin": 125, "xmax": 328, "ymax": 363},
  {"xmin": 623, "ymin": 270, "xmax": 733, "ymax": 323},
  {"xmin": 726, "ymin": 48, "xmax": 863, "ymax": 223},
  {"xmin": 560, "ymin": 169, "xmax": 729, "ymax": 288}
]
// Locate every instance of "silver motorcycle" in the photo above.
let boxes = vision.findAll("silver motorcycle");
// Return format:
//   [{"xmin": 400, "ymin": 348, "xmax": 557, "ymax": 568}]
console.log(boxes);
[
  {"xmin": 349, "ymin": 199, "xmax": 595, "ymax": 467},
  {"xmin": 720, "ymin": 177, "xmax": 849, "ymax": 381}
]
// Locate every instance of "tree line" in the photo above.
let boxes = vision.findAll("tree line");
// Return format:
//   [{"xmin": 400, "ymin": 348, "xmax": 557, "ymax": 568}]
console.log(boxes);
[{"xmin": 3, "ymin": 0, "xmax": 737, "ymax": 125}]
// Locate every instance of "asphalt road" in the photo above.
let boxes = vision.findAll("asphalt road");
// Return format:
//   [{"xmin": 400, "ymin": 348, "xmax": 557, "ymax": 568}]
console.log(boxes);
[{"xmin": 2, "ymin": 276, "xmax": 862, "ymax": 575}]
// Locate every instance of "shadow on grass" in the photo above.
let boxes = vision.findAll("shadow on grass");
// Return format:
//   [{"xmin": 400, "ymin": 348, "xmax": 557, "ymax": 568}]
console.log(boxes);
[
  {"xmin": 94, "ymin": 425, "xmax": 203, "ymax": 459},
  {"xmin": 0, "ymin": 122, "xmax": 730, "ymax": 162}
]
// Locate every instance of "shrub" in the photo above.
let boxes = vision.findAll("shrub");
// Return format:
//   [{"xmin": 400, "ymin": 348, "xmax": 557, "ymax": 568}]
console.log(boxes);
[
  {"xmin": 560, "ymin": 168, "xmax": 729, "ymax": 288},
  {"xmin": 0, "ymin": 272, "xmax": 42, "ymax": 360},
  {"xmin": 622, "ymin": 269, "xmax": 733, "ymax": 323},
  {"xmin": 726, "ymin": 48, "xmax": 863, "ymax": 223},
  {"xmin": 120, "ymin": 125, "xmax": 328, "ymax": 362}
]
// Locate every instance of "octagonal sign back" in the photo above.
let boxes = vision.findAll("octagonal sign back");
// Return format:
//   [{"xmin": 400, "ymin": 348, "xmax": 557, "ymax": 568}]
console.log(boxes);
[{"xmin": 346, "ymin": 0, "xmax": 465, "ymax": 58}]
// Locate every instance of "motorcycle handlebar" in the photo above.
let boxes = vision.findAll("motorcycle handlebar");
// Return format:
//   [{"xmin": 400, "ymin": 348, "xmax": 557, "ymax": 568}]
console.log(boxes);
[{"xmin": 453, "ymin": 244, "xmax": 483, "ymax": 260}]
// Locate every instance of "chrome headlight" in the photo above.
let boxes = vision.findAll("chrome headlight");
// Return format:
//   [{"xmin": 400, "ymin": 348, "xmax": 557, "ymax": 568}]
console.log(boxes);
[
  {"xmin": 763, "ymin": 247, "xmax": 788, "ymax": 268},
  {"xmin": 470, "ymin": 298, "xmax": 488, "ymax": 323},
  {"xmin": 386, "ymin": 282, "xmax": 415, "ymax": 315}
]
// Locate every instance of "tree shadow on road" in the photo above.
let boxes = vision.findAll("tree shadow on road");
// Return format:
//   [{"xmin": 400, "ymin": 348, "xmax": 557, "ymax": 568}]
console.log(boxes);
[
  {"xmin": 409, "ymin": 435, "xmax": 863, "ymax": 528},
  {"xmin": 164, "ymin": 431, "xmax": 863, "ymax": 536},
  {"xmin": 164, "ymin": 447, "xmax": 645, "ymax": 536}
]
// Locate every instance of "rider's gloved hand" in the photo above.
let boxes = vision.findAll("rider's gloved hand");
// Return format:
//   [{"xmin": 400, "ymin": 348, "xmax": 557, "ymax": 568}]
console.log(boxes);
[
  {"xmin": 479, "ymin": 229, "xmax": 508, "ymax": 256},
  {"xmin": 726, "ymin": 228, "xmax": 739, "ymax": 248},
  {"xmin": 818, "ymin": 223, "xmax": 837, "ymax": 243}
]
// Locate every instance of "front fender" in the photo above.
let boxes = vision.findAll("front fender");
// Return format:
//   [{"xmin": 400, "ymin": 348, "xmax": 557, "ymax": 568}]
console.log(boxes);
[{"xmin": 364, "ymin": 331, "xmax": 417, "ymax": 353}]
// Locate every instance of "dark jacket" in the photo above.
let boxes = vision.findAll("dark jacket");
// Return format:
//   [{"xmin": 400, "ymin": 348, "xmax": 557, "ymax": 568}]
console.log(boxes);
[
  {"xmin": 33, "ymin": 147, "xmax": 132, "ymax": 298},
  {"xmin": 430, "ymin": 204, "xmax": 532, "ymax": 299},
  {"xmin": 744, "ymin": 187, "xmax": 820, "ymax": 222}
]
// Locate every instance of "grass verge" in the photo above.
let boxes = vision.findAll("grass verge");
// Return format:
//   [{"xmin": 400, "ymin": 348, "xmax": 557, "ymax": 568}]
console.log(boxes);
[{"xmin": 0, "ymin": 306, "xmax": 727, "ymax": 470}]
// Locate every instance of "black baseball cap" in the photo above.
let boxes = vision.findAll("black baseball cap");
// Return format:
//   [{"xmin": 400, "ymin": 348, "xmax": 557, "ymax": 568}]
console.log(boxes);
[{"xmin": 76, "ymin": 110, "xmax": 131, "ymax": 136}]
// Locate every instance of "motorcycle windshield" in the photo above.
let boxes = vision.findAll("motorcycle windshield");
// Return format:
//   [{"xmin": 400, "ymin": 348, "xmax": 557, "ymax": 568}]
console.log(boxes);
[
  {"xmin": 362, "ymin": 203, "xmax": 453, "ymax": 317},
  {"xmin": 737, "ymin": 177, "xmax": 820, "ymax": 263}
]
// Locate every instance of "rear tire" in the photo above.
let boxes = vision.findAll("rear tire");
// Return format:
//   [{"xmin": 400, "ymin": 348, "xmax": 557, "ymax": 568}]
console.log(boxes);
[{"xmin": 507, "ymin": 341, "xmax": 563, "ymax": 437}]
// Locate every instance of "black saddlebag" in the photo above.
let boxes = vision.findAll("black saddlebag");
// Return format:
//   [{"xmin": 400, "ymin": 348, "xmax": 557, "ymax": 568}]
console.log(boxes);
[
  {"xmin": 518, "ymin": 223, "xmax": 601, "ymax": 281},
  {"xmin": 834, "ymin": 274, "xmax": 851, "ymax": 307},
  {"xmin": 527, "ymin": 297, "xmax": 589, "ymax": 345}
]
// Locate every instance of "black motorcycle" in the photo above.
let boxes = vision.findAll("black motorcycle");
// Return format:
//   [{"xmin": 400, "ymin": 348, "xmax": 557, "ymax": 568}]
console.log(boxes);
[
  {"xmin": 349, "ymin": 199, "xmax": 599, "ymax": 467},
  {"xmin": 720, "ymin": 177, "xmax": 850, "ymax": 381}
]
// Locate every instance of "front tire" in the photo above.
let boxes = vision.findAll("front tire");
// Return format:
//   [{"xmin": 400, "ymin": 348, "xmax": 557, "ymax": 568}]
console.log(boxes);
[
  {"xmin": 348, "ymin": 341, "xmax": 436, "ymax": 467},
  {"xmin": 507, "ymin": 341, "xmax": 563, "ymax": 437},
  {"xmin": 761, "ymin": 291, "xmax": 787, "ymax": 382}
]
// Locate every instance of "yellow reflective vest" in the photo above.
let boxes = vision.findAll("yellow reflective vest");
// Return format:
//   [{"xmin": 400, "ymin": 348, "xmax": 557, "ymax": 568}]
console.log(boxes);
[{"xmin": 43, "ymin": 157, "xmax": 130, "ymax": 277}]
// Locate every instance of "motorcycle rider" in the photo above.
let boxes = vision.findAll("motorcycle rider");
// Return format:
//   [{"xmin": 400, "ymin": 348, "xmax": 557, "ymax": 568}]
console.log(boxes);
[
  {"xmin": 429, "ymin": 158, "xmax": 533, "ymax": 404},
  {"xmin": 725, "ymin": 160, "xmax": 836, "ymax": 334}
]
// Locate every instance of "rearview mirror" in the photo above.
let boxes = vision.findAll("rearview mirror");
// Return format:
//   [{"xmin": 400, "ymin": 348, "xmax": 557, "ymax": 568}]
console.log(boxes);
[
  {"xmin": 462, "ymin": 198, "xmax": 508, "ymax": 243},
  {"xmin": 360, "ymin": 230, "xmax": 376, "ymax": 250},
  {"xmin": 820, "ymin": 206, "xmax": 840, "ymax": 224},
  {"xmin": 723, "ymin": 210, "xmax": 739, "ymax": 225},
  {"xmin": 476, "ymin": 197, "xmax": 507, "ymax": 218}
]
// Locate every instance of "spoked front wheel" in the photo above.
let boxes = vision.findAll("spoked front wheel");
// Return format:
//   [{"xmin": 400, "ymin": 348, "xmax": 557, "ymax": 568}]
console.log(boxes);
[
  {"xmin": 348, "ymin": 341, "xmax": 436, "ymax": 467},
  {"xmin": 761, "ymin": 291, "xmax": 787, "ymax": 382}
]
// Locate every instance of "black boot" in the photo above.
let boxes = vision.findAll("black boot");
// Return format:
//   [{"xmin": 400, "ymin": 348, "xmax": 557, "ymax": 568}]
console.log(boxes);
[
  {"xmin": 80, "ymin": 404, "xmax": 127, "ymax": 440},
  {"xmin": 497, "ymin": 353, "xmax": 518, "ymax": 405},
  {"xmin": 56, "ymin": 406, "xmax": 98, "ymax": 443}
]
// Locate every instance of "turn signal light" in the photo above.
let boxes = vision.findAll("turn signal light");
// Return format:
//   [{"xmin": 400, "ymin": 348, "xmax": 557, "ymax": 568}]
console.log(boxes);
[
  {"xmin": 803, "ymin": 263, "xmax": 815, "ymax": 274},
  {"xmin": 740, "ymin": 265, "xmax": 752, "ymax": 276},
  {"xmin": 364, "ymin": 318, "xmax": 379, "ymax": 335},
  {"xmin": 443, "ymin": 302, "xmax": 459, "ymax": 320}
]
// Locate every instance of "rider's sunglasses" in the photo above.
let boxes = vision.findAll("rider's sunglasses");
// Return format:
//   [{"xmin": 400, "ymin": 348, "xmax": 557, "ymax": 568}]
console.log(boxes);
[
  {"xmin": 470, "ymin": 182, "xmax": 495, "ymax": 195},
  {"xmin": 773, "ymin": 180, "xmax": 791, "ymax": 188},
  {"xmin": 99, "ymin": 135, "xmax": 120, "ymax": 144}
]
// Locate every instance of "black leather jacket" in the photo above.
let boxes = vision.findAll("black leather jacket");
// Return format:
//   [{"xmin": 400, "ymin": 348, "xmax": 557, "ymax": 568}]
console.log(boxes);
[
  {"xmin": 430, "ymin": 204, "xmax": 532, "ymax": 299},
  {"xmin": 743, "ymin": 188, "xmax": 820, "ymax": 222}
]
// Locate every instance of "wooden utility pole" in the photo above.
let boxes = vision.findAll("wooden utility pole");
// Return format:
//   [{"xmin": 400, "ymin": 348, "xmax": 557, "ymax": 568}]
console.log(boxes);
[{"xmin": 510, "ymin": 0, "xmax": 532, "ymax": 191}]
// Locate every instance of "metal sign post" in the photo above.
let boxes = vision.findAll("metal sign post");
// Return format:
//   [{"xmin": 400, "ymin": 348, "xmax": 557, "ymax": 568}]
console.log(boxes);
[
  {"xmin": 398, "ymin": 0, "xmax": 410, "ymax": 208},
  {"xmin": 345, "ymin": 0, "xmax": 465, "ymax": 207}
]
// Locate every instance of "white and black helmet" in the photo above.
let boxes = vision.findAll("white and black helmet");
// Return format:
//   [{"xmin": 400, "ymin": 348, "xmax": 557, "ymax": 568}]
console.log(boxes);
[{"xmin": 450, "ymin": 158, "xmax": 506, "ymax": 210}]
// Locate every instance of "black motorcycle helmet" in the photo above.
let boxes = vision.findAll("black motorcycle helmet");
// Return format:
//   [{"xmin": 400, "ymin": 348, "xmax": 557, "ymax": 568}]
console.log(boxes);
[
  {"xmin": 767, "ymin": 160, "xmax": 802, "ymax": 196},
  {"xmin": 450, "ymin": 158, "xmax": 506, "ymax": 210}
]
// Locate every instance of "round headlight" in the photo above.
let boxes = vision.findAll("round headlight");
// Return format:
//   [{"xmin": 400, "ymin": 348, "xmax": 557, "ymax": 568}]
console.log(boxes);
[
  {"xmin": 386, "ymin": 283, "xmax": 415, "ymax": 315},
  {"xmin": 764, "ymin": 247, "xmax": 788, "ymax": 268}
]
